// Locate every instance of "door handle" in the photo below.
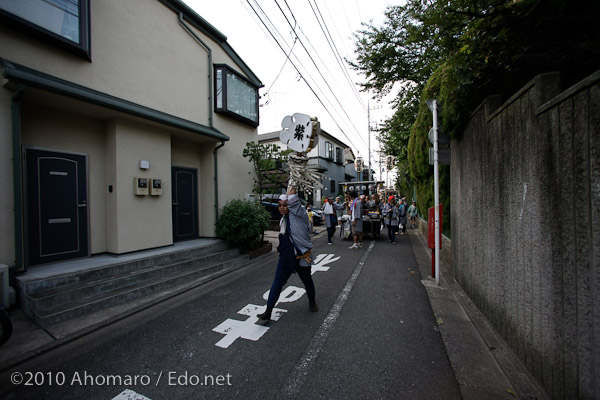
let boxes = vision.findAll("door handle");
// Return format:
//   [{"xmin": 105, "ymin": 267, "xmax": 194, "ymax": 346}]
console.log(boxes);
[
  {"xmin": 172, "ymin": 203, "xmax": 179, "ymax": 206},
  {"xmin": 78, "ymin": 204, "xmax": 87, "ymax": 208}
]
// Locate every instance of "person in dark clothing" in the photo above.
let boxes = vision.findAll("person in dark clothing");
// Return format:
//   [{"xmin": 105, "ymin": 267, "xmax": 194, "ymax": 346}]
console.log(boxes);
[
  {"xmin": 258, "ymin": 185, "xmax": 317, "ymax": 322},
  {"xmin": 323, "ymin": 197, "xmax": 337, "ymax": 245}
]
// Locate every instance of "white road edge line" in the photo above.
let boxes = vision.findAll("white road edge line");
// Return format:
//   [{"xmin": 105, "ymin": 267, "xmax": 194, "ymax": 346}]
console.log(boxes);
[{"xmin": 282, "ymin": 241, "xmax": 375, "ymax": 396}]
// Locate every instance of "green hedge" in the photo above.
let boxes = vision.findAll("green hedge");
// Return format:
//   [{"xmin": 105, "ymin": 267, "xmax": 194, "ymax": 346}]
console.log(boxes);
[{"xmin": 216, "ymin": 199, "xmax": 270, "ymax": 252}]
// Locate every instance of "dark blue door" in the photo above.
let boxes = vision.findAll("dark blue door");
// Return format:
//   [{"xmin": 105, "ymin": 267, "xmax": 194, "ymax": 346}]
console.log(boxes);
[
  {"xmin": 171, "ymin": 167, "xmax": 198, "ymax": 241},
  {"xmin": 26, "ymin": 149, "xmax": 88, "ymax": 265}
]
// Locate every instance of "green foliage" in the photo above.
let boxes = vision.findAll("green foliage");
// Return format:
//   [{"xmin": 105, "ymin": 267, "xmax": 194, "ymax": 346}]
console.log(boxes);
[
  {"xmin": 242, "ymin": 142, "xmax": 291, "ymax": 195},
  {"xmin": 352, "ymin": 0, "xmax": 600, "ymax": 232},
  {"xmin": 216, "ymin": 199, "xmax": 270, "ymax": 253}
]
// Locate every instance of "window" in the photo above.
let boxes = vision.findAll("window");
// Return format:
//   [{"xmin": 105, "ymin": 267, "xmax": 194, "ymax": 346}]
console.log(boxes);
[
  {"xmin": 335, "ymin": 147, "xmax": 344, "ymax": 164},
  {"xmin": 0, "ymin": 0, "xmax": 91, "ymax": 60},
  {"xmin": 330, "ymin": 180, "xmax": 336, "ymax": 194},
  {"xmin": 325, "ymin": 141, "xmax": 334, "ymax": 160},
  {"xmin": 214, "ymin": 65, "xmax": 259, "ymax": 127}
]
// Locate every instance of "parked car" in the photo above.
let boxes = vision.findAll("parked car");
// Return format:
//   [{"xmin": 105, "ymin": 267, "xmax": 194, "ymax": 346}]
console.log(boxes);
[
  {"xmin": 260, "ymin": 198, "xmax": 323, "ymax": 225},
  {"xmin": 261, "ymin": 201, "xmax": 281, "ymax": 221}
]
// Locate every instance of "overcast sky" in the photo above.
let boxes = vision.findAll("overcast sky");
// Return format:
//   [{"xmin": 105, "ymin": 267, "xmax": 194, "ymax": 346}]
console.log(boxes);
[{"xmin": 182, "ymin": 0, "xmax": 400, "ymax": 179}]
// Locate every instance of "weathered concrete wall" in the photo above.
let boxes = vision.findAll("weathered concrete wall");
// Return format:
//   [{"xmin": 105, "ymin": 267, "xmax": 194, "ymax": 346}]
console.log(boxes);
[{"xmin": 451, "ymin": 70, "xmax": 600, "ymax": 399}]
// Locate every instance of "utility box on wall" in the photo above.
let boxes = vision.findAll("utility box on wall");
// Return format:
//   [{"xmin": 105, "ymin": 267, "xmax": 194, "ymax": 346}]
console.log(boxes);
[
  {"xmin": 150, "ymin": 179, "xmax": 162, "ymax": 196},
  {"xmin": 134, "ymin": 177, "xmax": 148, "ymax": 195}
]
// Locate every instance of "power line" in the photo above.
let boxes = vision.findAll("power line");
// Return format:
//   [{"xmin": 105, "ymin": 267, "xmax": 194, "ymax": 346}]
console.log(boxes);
[
  {"xmin": 311, "ymin": 0, "xmax": 366, "ymax": 114},
  {"xmin": 277, "ymin": 0, "xmax": 367, "ymax": 147},
  {"xmin": 244, "ymin": 0, "xmax": 364, "ymax": 153},
  {"xmin": 264, "ymin": 35, "xmax": 297, "ymax": 97},
  {"xmin": 300, "ymin": 3, "xmax": 366, "ymax": 120}
]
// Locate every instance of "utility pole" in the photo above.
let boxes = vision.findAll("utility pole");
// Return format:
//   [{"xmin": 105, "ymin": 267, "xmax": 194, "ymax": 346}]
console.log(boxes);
[
  {"xmin": 367, "ymin": 101, "xmax": 382, "ymax": 181},
  {"xmin": 426, "ymin": 99, "xmax": 441, "ymax": 286}
]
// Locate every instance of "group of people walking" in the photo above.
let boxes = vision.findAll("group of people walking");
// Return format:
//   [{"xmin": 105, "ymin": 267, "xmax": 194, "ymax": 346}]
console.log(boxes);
[
  {"xmin": 317, "ymin": 192, "xmax": 419, "ymax": 247},
  {"xmin": 257, "ymin": 185, "xmax": 419, "ymax": 324}
]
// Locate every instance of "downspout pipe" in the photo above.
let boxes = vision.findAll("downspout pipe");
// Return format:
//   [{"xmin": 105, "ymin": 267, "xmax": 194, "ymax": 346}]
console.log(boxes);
[
  {"xmin": 11, "ymin": 84, "xmax": 26, "ymax": 272},
  {"xmin": 178, "ymin": 12, "xmax": 213, "ymax": 128},
  {"xmin": 179, "ymin": 12, "xmax": 224, "ymax": 229},
  {"xmin": 213, "ymin": 141, "xmax": 225, "ymax": 222}
]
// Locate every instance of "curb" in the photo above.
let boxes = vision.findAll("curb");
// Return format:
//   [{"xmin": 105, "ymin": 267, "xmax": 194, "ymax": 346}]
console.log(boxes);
[{"xmin": 409, "ymin": 229, "xmax": 548, "ymax": 400}]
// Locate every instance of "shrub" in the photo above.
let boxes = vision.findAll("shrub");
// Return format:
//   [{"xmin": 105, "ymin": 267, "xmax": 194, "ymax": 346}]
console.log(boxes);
[{"xmin": 216, "ymin": 199, "xmax": 270, "ymax": 252}]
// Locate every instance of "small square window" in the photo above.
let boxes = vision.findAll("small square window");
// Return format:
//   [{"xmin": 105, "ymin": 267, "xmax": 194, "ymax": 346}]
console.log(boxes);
[
  {"xmin": 214, "ymin": 65, "xmax": 259, "ymax": 127},
  {"xmin": 0, "ymin": 0, "xmax": 91, "ymax": 60}
]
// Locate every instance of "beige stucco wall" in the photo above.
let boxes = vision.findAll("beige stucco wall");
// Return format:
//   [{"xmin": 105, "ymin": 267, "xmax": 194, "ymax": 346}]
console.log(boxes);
[
  {"xmin": 108, "ymin": 119, "xmax": 172, "ymax": 253},
  {"xmin": 0, "ymin": 0, "xmax": 260, "ymax": 265},
  {"xmin": 213, "ymin": 117, "xmax": 258, "ymax": 206},
  {"xmin": 0, "ymin": 88, "xmax": 14, "ymax": 266},
  {"xmin": 20, "ymin": 105, "xmax": 107, "ymax": 255},
  {"xmin": 0, "ymin": 0, "xmax": 211, "ymax": 127}
]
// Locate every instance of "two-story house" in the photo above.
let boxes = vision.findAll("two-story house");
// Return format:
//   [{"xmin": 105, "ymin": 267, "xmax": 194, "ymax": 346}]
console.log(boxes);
[
  {"xmin": 259, "ymin": 128, "xmax": 355, "ymax": 207},
  {"xmin": 0, "ymin": 0, "xmax": 263, "ymax": 272}
]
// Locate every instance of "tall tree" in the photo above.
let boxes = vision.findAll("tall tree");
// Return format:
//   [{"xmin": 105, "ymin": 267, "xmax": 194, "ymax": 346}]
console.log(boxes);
[{"xmin": 350, "ymin": 0, "xmax": 600, "ymax": 223}]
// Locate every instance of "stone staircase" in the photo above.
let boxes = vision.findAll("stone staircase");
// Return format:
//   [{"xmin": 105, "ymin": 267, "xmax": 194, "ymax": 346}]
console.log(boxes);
[{"xmin": 16, "ymin": 241, "xmax": 249, "ymax": 332}]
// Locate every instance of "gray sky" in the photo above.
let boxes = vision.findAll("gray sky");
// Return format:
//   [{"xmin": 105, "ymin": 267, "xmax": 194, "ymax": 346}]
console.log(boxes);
[{"xmin": 183, "ymin": 0, "xmax": 400, "ymax": 179}]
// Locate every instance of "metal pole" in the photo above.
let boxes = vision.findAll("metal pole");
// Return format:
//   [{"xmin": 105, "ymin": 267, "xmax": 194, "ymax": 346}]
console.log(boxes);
[
  {"xmin": 432, "ymin": 100, "xmax": 441, "ymax": 286},
  {"xmin": 367, "ymin": 102, "xmax": 371, "ymax": 181}
]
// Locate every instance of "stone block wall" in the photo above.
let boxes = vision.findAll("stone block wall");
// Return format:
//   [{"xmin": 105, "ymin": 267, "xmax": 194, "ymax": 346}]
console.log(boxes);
[{"xmin": 451, "ymin": 70, "xmax": 600, "ymax": 399}]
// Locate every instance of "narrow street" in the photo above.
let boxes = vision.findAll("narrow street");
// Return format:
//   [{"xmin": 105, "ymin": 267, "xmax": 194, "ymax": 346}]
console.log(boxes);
[{"xmin": 0, "ymin": 230, "xmax": 460, "ymax": 399}]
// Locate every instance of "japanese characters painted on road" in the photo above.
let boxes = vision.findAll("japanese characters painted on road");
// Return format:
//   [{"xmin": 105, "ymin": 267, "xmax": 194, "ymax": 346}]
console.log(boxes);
[{"xmin": 212, "ymin": 253, "xmax": 340, "ymax": 349}]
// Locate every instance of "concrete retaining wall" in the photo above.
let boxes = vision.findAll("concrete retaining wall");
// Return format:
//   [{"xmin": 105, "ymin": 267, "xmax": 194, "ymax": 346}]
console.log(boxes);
[{"xmin": 451, "ymin": 70, "xmax": 600, "ymax": 399}]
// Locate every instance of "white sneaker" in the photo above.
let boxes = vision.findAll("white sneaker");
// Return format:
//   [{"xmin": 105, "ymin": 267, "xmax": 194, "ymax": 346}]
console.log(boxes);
[
  {"xmin": 348, "ymin": 243, "xmax": 358, "ymax": 249},
  {"xmin": 358, "ymin": 243, "xmax": 363, "ymax": 248}
]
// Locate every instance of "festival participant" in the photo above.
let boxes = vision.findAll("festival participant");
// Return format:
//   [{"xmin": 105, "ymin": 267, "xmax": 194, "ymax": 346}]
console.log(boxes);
[
  {"xmin": 258, "ymin": 185, "xmax": 317, "ymax": 322},
  {"xmin": 323, "ymin": 197, "xmax": 336, "ymax": 245},
  {"xmin": 348, "ymin": 191, "xmax": 363, "ymax": 249},
  {"xmin": 383, "ymin": 196, "xmax": 399, "ymax": 243}
]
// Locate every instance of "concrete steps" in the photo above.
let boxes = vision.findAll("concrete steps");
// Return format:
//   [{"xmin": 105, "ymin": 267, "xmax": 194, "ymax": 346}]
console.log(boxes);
[{"xmin": 17, "ymin": 242, "xmax": 249, "ymax": 329}]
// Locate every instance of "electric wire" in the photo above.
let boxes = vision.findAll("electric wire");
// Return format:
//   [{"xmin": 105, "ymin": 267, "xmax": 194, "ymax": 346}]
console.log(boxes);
[
  {"xmin": 277, "ymin": 0, "xmax": 367, "ymax": 147},
  {"xmin": 244, "ymin": 0, "xmax": 363, "ymax": 153},
  {"xmin": 291, "ymin": 7, "xmax": 367, "ymax": 120},
  {"xmin": 311, "ymin": 0, "xmax": 366, "ymax": 113}
]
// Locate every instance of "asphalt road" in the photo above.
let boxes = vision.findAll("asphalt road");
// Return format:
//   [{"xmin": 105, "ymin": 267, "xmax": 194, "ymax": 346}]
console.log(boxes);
[{"xmin": 0, "ymin": 229, "xmax": 461, "ymax": 400}]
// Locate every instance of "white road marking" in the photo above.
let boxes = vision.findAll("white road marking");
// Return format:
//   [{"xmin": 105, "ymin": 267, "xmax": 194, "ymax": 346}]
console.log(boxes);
[
  {"xmin": 212, "ymin": 253, "xmax": 340, "ymax": 348},
  {"xmin": 282, "ymin": 242, "xmax": 375, "ymax": 396},
  {"xmin": 112, "ymin": 389, "xmax": 151, "ymax": 400},
  {"xmin": 213, "ymin": 304, "xmax": 286, "ymax": 349},
  {"xmin": 311, "ymin": 254, "xmax": 341, "ymax": 275}
]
